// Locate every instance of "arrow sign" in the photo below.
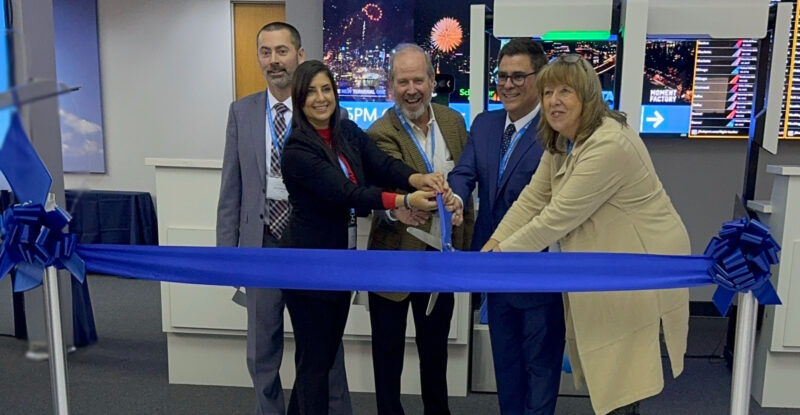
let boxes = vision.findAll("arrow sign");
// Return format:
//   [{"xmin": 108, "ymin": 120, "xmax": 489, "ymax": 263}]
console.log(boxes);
[{"xmin": 646, "ymin": 110, "xmax": 664, "ymax": 128}]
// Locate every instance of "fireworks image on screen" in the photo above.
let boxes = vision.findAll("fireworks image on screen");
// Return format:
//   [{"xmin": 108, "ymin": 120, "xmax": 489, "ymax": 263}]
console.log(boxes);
[
  {"xmin": 323, "ymin": 1, "xmax": 414, "ymax": 101},
  {"xmin": 430, "ymin": 17, "xmax": 463, "ymax": 54},
  {"xmin": 362, "ymin": 3, "xmax": 383, "ymax": 21}
]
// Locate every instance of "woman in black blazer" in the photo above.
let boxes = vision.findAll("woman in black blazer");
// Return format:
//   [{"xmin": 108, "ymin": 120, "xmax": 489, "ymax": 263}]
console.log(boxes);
[{"xmin": 280, "ymin": 60, "xmax": 450, "ymax": 415}]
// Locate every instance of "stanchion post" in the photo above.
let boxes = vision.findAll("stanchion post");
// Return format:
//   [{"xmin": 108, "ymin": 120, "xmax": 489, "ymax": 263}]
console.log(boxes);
[
  {"xmin": 42, "ymin": 265, "xmax": 69, "ymax": 415},
  {"xmin": 729, "ymin": 291, "xmax": 758, "ymax": 415}
]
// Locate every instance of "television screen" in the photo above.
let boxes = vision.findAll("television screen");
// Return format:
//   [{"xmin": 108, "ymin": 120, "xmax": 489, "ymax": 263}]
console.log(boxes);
[
  {"xmin": 640, "ymin": 38, "xmax": 759, "ymax": 138},
  {"xmin": 325, "ymin": 0, "xmax": 490, "ymax": 128},
  {"xmin": 778, "ymin": 1, "xmax": 800, "ymax": 139}
]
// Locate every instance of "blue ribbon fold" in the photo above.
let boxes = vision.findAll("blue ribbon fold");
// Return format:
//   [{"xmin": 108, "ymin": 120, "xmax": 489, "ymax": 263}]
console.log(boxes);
[
  {"xmin": 0, "ymin": 113, "xmax": 52, "ymax": 205},
  {"xmin": 704, "ymin": 217, "xmax": 781, "ymax": 316},
  {"xmin": 0, "ymin": 203, "xmax": 86, "ymax": 292},
  {"xmin": 435, "ymin": 194, "xmax": 454, "ymax": 252}
]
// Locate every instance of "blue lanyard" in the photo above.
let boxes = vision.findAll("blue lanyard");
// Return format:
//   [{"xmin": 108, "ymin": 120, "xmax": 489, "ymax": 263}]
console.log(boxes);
[
  {"xmin": 266, "ymin": 98, "xmax": 292, "ymax": 157},
  {"xmin": 337, "ymin": 156, "xmax": 357, "ymax": 222},
  {"xmin": 566, "ymin": 140, "xmax": 574, "ymax": 154},
  {"xmin": 497, "ymin": 119, "xmax": 534, "ymax": 184},
  {"xmin": 395, "ymin": 106, "xmax": 435, "ymax": 173}
]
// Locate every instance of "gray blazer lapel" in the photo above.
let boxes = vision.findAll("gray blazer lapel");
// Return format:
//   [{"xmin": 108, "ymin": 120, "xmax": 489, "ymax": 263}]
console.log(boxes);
[{"xmin": 252, "ymin": 91, "xmax": 267, "ymax": 185}]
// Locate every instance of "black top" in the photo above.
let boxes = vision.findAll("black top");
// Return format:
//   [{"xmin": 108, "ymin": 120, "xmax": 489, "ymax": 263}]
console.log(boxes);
[{"xmin": 280, "ymin": 119, "xmax": 415, "ymax": 251}]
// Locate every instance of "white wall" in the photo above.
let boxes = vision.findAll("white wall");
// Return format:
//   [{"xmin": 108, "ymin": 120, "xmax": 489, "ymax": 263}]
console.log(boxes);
[
  {"xmin": 65, "ymin": 0, "xmax": 235, "ymax": 192},
  {"xmin": 65, "ymin": 0, "xmax": 324, "ymax": 193}
]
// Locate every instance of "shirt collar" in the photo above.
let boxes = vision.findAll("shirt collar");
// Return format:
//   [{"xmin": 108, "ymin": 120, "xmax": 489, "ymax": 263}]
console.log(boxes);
[
  {"xmin": 409, "ymin": 104, "xmax": 436, "ymax": 134},
  {"xmin": 504, "ymin": 103, "xmax": 540, "ymax": 131},
  {"xmin": 267, "ymin": 88, "xmax": 292, "ymax": 114}
]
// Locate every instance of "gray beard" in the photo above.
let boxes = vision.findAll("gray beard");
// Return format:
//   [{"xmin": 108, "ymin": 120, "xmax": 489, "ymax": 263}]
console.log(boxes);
[
  {"xmin": 268, "ymin": 74, "xmax": 291, "ymax": 90},
  {"xmin": 399, "ymin": 102, "xmax": 428, "ymax": 121}
]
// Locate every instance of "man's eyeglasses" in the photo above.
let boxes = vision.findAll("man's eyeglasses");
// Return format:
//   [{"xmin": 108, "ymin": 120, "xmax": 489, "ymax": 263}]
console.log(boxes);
[{"xmin": 495, "ymin": 71, "xmax": 536, "ymax": 87}]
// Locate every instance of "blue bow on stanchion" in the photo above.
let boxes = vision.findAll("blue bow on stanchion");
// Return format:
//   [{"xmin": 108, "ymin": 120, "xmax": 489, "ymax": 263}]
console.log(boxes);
[
  {"xmin": 0, "ymin": 112, "xmax": 86, "ymax": 292},
  {"xmin": 705, "ymin": 217, "xmax": 782, "ymax": 316},
  {"xmin": 0, "ymin": 203, "xmax": 85, "ymax": 292}
]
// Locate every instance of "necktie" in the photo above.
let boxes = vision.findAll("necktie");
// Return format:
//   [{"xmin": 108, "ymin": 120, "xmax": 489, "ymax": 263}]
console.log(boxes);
[
  {"xmin": 268, "ymin": 102, "xmax": 290, "ymax": 238},
  {"xmin": 500, "ymin": 123, "xmax": 516, "ymax": 156}
]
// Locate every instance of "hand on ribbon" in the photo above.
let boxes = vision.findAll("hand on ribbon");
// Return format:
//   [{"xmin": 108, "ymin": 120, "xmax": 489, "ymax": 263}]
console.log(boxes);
[
  {"xmin": 409, "ymin": 172, "xmax": 447, "ymax": 193},
  {"xmin": 704, "ymin": 217, "xmax": 781, "ymax": 316},
  {"xmin": 0, "ymin": 203, "xmax": 86, "ymax": 292},
  {"xmin": 450, "ymin": 196, "xmax": 464, "ymax": 227}
]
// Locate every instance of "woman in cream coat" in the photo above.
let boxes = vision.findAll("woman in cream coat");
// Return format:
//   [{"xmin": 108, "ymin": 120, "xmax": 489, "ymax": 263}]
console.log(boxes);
[{"xmin": 482, "ymin": 55, "xmax": 690, "ymax": 415}]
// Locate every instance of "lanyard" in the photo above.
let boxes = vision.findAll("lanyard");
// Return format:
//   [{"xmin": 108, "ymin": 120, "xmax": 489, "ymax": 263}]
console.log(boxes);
[
  {"xmin": 337, "ymin": 156, "xmax": 357, "ymax": 224},
  {"xmin": 497, "ymin": 119, "xmax": 534, "ymax": 184},
  {"xmin": 395, "ymin": 106, "xmax": 435, "ymax": 173},
  {"xmin": 265, "ymin": 98, "xmax": 292, "ymax": 157}
]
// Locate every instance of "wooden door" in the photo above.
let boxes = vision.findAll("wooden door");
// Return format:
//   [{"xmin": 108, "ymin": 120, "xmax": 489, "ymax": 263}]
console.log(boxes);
[{"xmin": 233, "ymin": 3, "xmax": 286, "ymax": 99}]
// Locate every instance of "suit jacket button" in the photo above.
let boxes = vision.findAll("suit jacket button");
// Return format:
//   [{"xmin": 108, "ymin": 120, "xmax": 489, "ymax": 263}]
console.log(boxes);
[
  {"xmin": 262, "ymin": 188, "xmax": 266, "ymax": 194},
  {"xmin": 259, "ymin": 213, "xmax": 264, "ymax": 219}
]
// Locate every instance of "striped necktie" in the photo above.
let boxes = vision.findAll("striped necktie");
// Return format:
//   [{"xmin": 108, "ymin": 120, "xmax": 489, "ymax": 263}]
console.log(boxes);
[{"xmin": 267, "ymin": 102, "xmax": 290, "ymax": 238}]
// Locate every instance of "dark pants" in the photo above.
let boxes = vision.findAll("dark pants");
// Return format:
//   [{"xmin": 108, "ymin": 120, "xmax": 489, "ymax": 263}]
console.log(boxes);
[
  {"xmin": 368, "ymin": 292, "xmax": 455, "ymax": 415},
  {"xmin": 284, "ymin": 290, "xmax": 351, "ymax": 415},
  {"xmin": 488, "ymin": 293, "xmax": 565, "ymax": 415},
  {"xmin": 248, "ymin": 230, "xmax": 351, "ymax": 415}
]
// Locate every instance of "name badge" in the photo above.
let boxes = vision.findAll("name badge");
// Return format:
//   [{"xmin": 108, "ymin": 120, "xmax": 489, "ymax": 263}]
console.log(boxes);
[
  {"xmin": 348, "ymin": 224, "xmax": 357, "ymax": 250},
  {"xmin": 267, "ymin": 177, "xmax": 288, "ymax": 201}
]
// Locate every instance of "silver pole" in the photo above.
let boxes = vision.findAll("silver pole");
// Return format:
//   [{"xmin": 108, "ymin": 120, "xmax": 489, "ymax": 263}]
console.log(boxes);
[
  {"xmin": 42, "ymin": 265, "xmax": 69, "ymax": 415},
  {"xmin": 729, "ymin": 291, "xmax": 758, "ymax": 415}
]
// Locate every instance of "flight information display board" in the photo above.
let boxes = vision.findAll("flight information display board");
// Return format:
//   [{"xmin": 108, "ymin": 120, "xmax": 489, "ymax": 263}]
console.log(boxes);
[
  {"xmin": 640, "ymin": 39, "xmax": 759, "ymax": 138},
  {"xmin": 778, "ymin": 1, "xmax": 800, "ymax": 139}
]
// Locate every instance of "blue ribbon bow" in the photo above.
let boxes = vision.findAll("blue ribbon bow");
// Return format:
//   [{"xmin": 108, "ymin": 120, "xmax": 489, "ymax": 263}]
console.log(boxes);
[
  {"xmin": 0, "ymin": 203, "xmax": 86, "ymax": 291},
  {"xmin": 705, "ymin": 217, "xmax": 781, "ymax": 316},
  {"xmin": 0, "ymin": 111, "xmax": 86, "ymax": 291}
]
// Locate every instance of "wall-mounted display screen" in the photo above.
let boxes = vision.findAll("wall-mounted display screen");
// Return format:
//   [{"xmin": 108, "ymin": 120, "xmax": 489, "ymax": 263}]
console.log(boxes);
[
  {"xmin": 778, "ymin": 1, "xmax": 800, "ymax": 139},
  {"xmin": 324, "ymin": 0, "xmax": 493, "ymax": 128},
  {"xmin": 640, "ymin": 39, "xmax": 759, "ymax": 138}
]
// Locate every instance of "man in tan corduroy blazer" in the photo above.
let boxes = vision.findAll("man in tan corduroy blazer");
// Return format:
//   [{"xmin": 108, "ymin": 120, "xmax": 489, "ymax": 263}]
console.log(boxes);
[{"xmin": 365, "ymin": 44, "xmax": 474, "ymax": 415}]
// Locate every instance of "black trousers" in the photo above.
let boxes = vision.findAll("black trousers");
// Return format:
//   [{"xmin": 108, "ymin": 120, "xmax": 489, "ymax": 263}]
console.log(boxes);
[
  {"xmin": 284, "ymin": 290, "xmax": 351, "ymax": 415},
  {"xmin": 368, "ymin": 292, "xmax": 455, "ymax": 415}
]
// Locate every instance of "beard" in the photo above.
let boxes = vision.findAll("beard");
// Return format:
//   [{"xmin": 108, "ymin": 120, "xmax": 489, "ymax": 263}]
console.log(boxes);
[
  {"xmin": 264, "ymin": 64, "xmax": 292, "ymax": 90},
  {"xmin": 398, "ymin": 97, "xmax": 429, "ymax": 121}
]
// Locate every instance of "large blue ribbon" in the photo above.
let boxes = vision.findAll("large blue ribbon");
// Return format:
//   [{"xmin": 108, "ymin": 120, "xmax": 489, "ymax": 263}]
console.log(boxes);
[
  {"xmin": 0, "ymin": 203, "xmax": 86, "ymax": 291},
  {"xmin": 705, "ymin": 217, "xmax": 781, "ymax": 316},
  {"xmin": 77, "ymin": 243, "xmax": 715, "ymax": 292},
  {"xmin": 0, "ymin": 111, "xmax": 86, "ymax": 291}
]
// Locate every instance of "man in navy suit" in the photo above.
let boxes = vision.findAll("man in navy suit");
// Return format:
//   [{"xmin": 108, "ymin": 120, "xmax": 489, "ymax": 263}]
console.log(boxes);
[{"xmin": 448, "ymin": 39, "xmax": 565, "ymax": 415}]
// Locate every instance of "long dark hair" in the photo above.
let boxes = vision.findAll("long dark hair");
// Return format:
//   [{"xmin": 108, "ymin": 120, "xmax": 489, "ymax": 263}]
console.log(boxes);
[{"xmin": 291, "ymin": 60, "xmax": 343, "ymax": 155}]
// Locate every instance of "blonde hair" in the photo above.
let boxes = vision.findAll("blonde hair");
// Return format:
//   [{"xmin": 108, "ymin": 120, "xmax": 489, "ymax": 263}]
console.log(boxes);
[{"xmin": 535, "ymin": 55, "xmax": 627, "ymax": 154}]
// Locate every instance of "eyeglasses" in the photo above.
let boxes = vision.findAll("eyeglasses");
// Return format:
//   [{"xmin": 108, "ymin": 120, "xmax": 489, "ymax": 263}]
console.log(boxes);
[{"xmin": 494, "ymin": 71, "xmax": 536, "ymax": 87}]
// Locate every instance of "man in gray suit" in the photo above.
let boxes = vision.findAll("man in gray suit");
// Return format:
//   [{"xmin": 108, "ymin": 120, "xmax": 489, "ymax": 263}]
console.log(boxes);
[{"xmin": 216, "ymin": 22, "xmax": 352, "ymax": 415}]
